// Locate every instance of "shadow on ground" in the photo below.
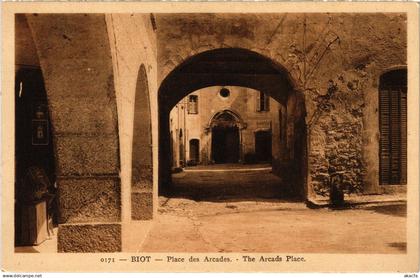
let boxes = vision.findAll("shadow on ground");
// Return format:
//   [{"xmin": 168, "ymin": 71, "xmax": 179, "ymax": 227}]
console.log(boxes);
[
  {"xmin": 161, "ymin": 166, "xmax": 302, "ymax": 202},
  {"xmin": 363, "ymin": 203, "xmax": 407, "ymax": 217},
  {"xmin": 387, "ymin": 242, "xmax": 407, "ymax": 252},
  {"xmin": 14, "ymin": 246, "xmax": 40, "ymax": 253}
]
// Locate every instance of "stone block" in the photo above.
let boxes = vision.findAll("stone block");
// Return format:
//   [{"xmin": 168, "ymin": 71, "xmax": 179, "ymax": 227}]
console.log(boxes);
[
  {"xmin": 27, "ymin": 14, "xmax": 115, "ymax": 99},
  {"xmin": 55, "ymin": 136, "xmax": 119, "ymax": 176},
  {"xmin": 131, "ymin": 192, "xmax": 153, "ymax": 220},
  {"xmin": 58, "ymin": 178, "xmax": 121, "ymax": 223},
  {"xmin": 58, "ymin": 223, "xmax": 121, "ymax": 252},
  {"xmin": 49, "ymin": 98, "xmax": 117, "ymax": 135},
  {"xmin": 132, "ymin": 165, "xmax": 153, "ymax": 191}
]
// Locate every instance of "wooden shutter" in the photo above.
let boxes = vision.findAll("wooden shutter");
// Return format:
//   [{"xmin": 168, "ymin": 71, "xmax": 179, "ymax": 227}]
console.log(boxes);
[
  {"xmin": 400, "ymin": 87, "xmax": 407, "ymax": 184},
  {"xmin": 265, "ymin": 94, "xmax": 270, "ymax": 111},
  {"xmin": 256, "ymin": 92, "xmax": 262, "ymax": 112},
  {"xmin": 379, "ymin": 86, "xmax": 407, "ymax": 185},
  {"xmin": 257, "ymin": 92, "xmax": 269, "ymax": 112},
  {"xmin": 188, "ymin": 95, "xmax": 198, "ymax": 114},
  {"xmin": 379, "ymin": 89, "xmax": 391, "ymax": 184}
]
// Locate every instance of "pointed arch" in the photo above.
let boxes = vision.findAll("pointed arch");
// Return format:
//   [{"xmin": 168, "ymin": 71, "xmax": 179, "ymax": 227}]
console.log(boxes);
[{"xmin": 131, "ymin": 64, "xmax": 153, "ymax": 220}]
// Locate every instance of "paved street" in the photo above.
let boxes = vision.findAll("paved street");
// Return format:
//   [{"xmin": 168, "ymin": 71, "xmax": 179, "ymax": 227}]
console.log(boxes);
[
  {"xmin": 15, "ymin": 165, "xmax": 406, "ymax": 254},
  {"xmin": 140, "ymin": 165, "xmax": 406, "ymax": 253}
]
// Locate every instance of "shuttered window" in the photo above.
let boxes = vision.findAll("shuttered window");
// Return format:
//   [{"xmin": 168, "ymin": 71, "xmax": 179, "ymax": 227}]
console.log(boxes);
[
  {"xmin": 188, "ymin": 95, "xmax": 198, "ymax": 114},
  {"xmin": 257, "ymin": 91, "xmax": 270, "ymax": 112},
  {"xmin": 379, "ymin": 69, "xmax": 407, "ymax": 185}
]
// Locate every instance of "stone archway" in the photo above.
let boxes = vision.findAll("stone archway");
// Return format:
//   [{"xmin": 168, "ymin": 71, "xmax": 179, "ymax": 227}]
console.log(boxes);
[{"xmin": 158, "ymin": 48, "xmax": 307, "ymax": 198}]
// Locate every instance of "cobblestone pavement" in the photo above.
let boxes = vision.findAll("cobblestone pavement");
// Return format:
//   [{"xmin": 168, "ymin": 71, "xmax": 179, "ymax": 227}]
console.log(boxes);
[{"xmin": 141, "ymin": 165, "xmax": 406, "ymax": 253}]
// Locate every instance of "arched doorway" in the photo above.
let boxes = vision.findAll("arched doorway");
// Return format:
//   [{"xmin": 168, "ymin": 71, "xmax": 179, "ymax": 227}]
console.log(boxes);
[
  {"xmin": 210, "ymin": 111, "xmax": 241, "ymax": 164},
  {"xmin": 158, "ymin": 48, "xmax": 306, "ymax": 198}
]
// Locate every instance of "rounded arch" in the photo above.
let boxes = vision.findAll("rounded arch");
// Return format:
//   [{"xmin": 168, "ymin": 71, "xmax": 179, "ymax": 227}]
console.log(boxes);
[
  {"xmin": 158, "ymin": 48, "xmax": 298, "ymax": 111},
  {"xmin": 380, "ymin": 65, "xmax": 407, "ymax": 77},
  {"xmin": 158, "ymin": 47, "xmax": 307, "ymax": 199},
  {"xmin": 379, "ymin": 67, "xmax": 407, "ymax": 89}
]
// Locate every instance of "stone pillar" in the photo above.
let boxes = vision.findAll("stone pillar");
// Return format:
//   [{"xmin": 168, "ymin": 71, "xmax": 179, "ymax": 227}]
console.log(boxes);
[{"xmin": 27, "ymin": 14, "xmax": 122, "ymax": 252}]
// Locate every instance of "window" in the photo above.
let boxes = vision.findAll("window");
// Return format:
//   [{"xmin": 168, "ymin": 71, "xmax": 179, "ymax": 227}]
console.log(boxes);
[
  {"xmin": 379, "ymin": 69, "xmax": 407, "ymax": 185},
  {"xmin": 188, "ymin": 95, "xmax": 198, "ymax": 114},
  {"xmin": 257, "ymin": 91, "xmax": 270, "ymax": 112},
  {"xmin": 255, "ymin": 130, "xmax": 272, "ymax": 162},
  {"xmin": 219, "ymin": 88, "xmax": 230, "ymax": 98}
]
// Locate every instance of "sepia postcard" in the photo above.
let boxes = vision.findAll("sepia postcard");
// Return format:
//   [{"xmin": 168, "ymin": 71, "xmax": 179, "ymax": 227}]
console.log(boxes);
[{"xmin": 1, "ymin": 1, "xmax": 419, "ymax": 273}]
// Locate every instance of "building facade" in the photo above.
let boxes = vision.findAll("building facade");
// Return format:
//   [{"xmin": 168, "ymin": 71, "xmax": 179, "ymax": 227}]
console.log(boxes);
[{"xmin": 169, "ymin": 86, "xmax": 276, "ymax": 167}]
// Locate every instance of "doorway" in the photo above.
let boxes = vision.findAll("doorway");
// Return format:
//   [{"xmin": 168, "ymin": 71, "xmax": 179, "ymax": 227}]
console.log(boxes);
[
  {"xmin": 255, "ymin": 130, "xmax": 272, "ymax": 162},
  {"xmin": 211, "ymin": 126, "xmax": 240, "ymax": 164},
  {"xmin": 189, "ymin": 139, "xmax": 200, "ymax": 164}
]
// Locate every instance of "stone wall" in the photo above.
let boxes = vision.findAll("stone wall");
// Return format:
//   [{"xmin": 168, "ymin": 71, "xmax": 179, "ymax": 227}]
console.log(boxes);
[{"xmin": 309, "ymin": 71, "xmax": 367, "ymax": 195}]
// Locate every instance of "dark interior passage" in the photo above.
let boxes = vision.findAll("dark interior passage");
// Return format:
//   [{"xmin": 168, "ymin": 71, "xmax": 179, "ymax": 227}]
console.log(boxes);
[
  {"xmin": 15, "ymin": 68, "xmax": 57, "ymax": 246},
  {"xmin": 211, "ymin": 126, "xmax": 240, "ymax": 164},
  {"xmin": 255, "ymin": 130, "xmax": 272, "ymax": 162},
  {"xmin": 15, "ymin": 68, "xmax": 56, "ymax": 184}
]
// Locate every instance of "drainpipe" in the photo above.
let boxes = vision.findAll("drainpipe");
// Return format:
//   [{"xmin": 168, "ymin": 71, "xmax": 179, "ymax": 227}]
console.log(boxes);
[
  {"xmin": 176, "ymin": 105, "xmax": 179, "ymax": 168},
  {"xmin": 183, "ymin": 98, "xmax": 187, "ymax": 167}
]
